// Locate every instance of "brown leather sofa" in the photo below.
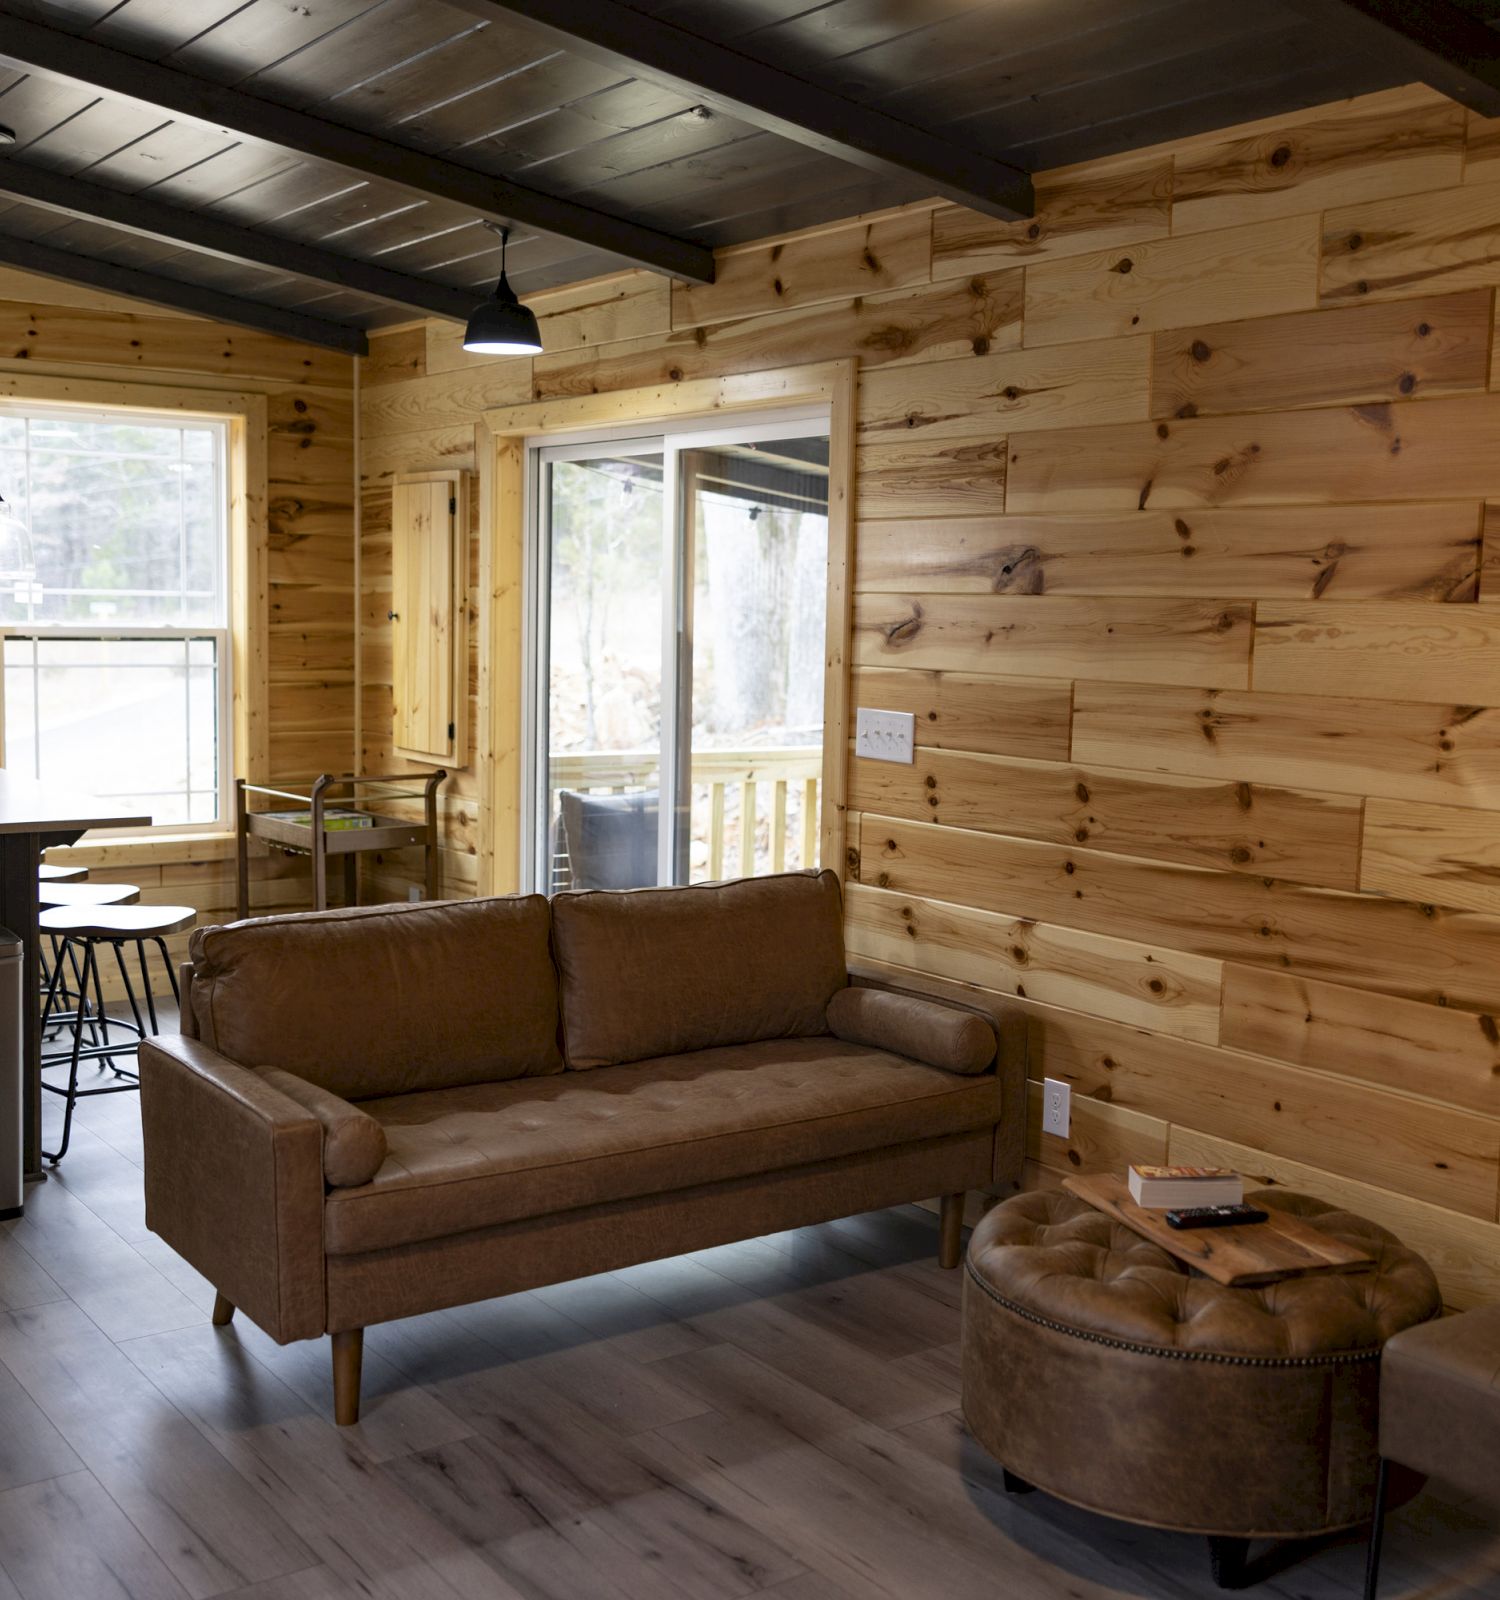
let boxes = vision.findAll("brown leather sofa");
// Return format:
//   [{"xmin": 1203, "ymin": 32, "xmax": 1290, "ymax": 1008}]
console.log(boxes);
[{"xmin": 139, "ymin": 870, "xmax": 1022, "ymax": 1423}]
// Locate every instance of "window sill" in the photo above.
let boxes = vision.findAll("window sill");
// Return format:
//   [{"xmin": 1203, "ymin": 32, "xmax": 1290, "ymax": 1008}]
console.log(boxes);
[{"xmin": 47, "ymin": 830, "xmax": 238, "ymax": 867}]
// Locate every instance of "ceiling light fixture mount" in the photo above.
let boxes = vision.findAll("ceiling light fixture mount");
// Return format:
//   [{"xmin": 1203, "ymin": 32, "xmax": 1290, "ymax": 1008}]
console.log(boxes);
[{"xmin": 461, "ymin": 221, "xmax": 543, "ymax": 356}]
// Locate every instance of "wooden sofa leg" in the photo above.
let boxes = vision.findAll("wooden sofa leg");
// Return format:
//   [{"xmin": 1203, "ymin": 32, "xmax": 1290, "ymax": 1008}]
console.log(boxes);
[
  {"xmin": 939, "ymin": 1192, "xmax": 966, "ymax": 1269},
  {"xmin": 332, "ymin": 1329, "xmax": 364, "ymax": 1426},
  {"xmin": 211, "ymin": 1292, "xmax": 235, "ymax": 1327}
]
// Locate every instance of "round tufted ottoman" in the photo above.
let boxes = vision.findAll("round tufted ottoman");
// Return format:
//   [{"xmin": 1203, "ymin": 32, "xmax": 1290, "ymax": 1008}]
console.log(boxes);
[{"xmin": 962, "ymin": 1188, "xmax": 1440, "ymax": 1587}]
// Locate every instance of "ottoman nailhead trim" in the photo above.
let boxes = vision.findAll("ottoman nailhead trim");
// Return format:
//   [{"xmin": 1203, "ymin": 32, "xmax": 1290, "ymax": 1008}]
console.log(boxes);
[{"xmin": 964, "ymin": 1260, "xmax": 1384, "ymax": 1369}]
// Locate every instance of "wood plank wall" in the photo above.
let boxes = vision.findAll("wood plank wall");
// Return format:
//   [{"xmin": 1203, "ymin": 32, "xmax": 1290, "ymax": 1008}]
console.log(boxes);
[
  {"xmin": 0, "ymin": 270, "xmax": 357, "ymax": 978},
  {"xmin": 360, "ymin": 83, "xmax": 1500, "ymax": 1307}
]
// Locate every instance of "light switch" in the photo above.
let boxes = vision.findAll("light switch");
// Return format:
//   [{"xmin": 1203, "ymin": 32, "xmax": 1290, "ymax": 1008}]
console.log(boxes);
[{"xmin": 855, "ymin": 707, "xmax": 915, "ymax": 764}]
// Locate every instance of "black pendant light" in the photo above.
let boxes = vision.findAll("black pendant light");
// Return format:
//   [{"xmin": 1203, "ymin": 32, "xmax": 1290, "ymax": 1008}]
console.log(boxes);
[{"xmin": 462, "ymin": 223, "xmax": 542, "ymax": 356}]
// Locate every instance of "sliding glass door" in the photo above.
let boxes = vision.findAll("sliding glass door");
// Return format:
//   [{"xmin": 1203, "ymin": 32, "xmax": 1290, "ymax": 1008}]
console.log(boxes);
[{"xmin": 527, "ymin": 411, "xmax": 830, "ymax": 894}]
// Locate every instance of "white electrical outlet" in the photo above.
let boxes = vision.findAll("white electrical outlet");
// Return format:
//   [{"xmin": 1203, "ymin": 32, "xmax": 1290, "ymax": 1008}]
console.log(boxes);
[
  {"xmin": 855, "ymin": 706, "xmax": 915, "ymax": 764},
  {"xmin": 408, "ymin": 885, "xmax": 423, "ymax": 902},
  {"xmin": 1042, "ymin": 1077, "xmax": 1071, "ymax": 1139}
]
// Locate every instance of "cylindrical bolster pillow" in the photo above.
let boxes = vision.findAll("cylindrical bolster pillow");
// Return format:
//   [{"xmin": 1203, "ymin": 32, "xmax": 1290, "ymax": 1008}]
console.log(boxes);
[
  {"xmin": 256, "ymin": 1067, "xmax": 387, "ymax": 1187},
  {"xmin": 826, "ymin": 987, "xmax": 997, "ymax": 1075}
]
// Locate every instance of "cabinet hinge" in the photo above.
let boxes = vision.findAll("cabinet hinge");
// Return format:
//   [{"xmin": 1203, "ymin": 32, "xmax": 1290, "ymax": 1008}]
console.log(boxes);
[
  {"xmin": 447, "ymin": 721, "xmax": 455, "ymax": 741},
  {"xmin": 449, "ymin": 496, "xmax": 457, "ymax": 516}
]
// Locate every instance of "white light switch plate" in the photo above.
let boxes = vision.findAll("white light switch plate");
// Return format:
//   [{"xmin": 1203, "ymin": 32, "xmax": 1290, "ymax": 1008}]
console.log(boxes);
[{"xmin": 855, "ymin": 706, "xmax": 915, "ymax": 764}]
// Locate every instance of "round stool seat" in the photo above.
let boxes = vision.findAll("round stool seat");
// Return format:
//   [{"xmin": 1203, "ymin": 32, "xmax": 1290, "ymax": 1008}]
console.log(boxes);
[
  {"xmin": 37, "ymin": 882, "xmax": 140, "ymax": 909},
  {"xmin": 962, "ymin": 1188, "xmax": 1440, "ymax": 1545},
  {"xmin": 40, "ymin": 903, "xmax": 195, "ymax": 940},
  {"xmin": 38, "ymin": 863, "xmax": 88, "ymax": 882}
]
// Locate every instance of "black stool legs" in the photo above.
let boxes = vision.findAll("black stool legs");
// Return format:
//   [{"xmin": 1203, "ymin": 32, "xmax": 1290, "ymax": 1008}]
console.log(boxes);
[
  {"xmin": 40, "ymin": 933, "xmax": 175, "ymax": 1164},
  {"xmin": 1364, "ymin": 1458, "xmax": 1390, "ymax": 1600}
]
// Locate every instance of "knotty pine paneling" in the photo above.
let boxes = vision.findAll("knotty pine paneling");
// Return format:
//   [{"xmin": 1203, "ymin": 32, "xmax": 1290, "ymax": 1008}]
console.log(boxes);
[
  {"xmin": 930, "ymin": 155, "xmax": 1172, "ymax": 275},
  {"xmin": 1027, "ymin": 1092, "xmax": 1170, "ymax": 1180},
  {"xmin": 1322, "ymin": 176, "xmax": 1500, "ymax": 305},
  {"xmin": 857, "ymin": 813, "xmax": 1500, "ymax": 1014},
  {"xmin": 847, "ymin": 748, "xmax": 1361, "ymax": 888},
  {"xmin": 1150, "ymin": 290, "xmax": 1491, "ymax": 419},
  {"xmin": 1254, "ymin": 599, "xmax": 1500, "ymax": 704},
  {"xmin": 854, "ymin": 431, "xmax": 1008, "ymax": 517},
  {"xmin": 857, "ymin": 335, "xmax": 1148, "ymax": 441},
  {"xmin": 1361, "ymin": 796, "xmax": 1500, "ymax": 914},
  {"xmin": 1481, "ymin": 503, "xmax": 1500, "ymax": 600},
  {"xmin": 1071, "ymin": 681, "xmax": 1500, "ymax": 806},
  {"xmin": 1022, "ymin": 216, "xmax": 1318, "ymax": 347},
  {"xmin": 1221, "ymin": 964, "xmax": 1500, "ymax": 1118},
  {"xmin": 1007, "ymin": 392, "xmax": 1500, "ymax": 511},
  {"xmin": 848, "ymin": 667, "xmax": 1072, "ymax": 759},
  {"xmin": 1023, "ymin": 1001, "xmax": 1500, "ymax": 1217},
  {"xmin": 358, "ymin": 86, "xmax": 1500, "ymax": 1302},
  {"xmin": 846, "ymin": 883, "xmax": 1223, "ymax": 1043},
  {"xmin": 1170, "ymin": 88, "xmax": 1464, "ymax": 234},
  {"xmin": 0, "ymin": 303, "xmax": 349, "ymax": 387},
  {"xmin": 670, "ymin": 209, "xmax": 933, "ymax": 327},
  {"xmin": 855, "ymin": 503, "xmax": 1481, "ymax": 601},
  {"xmin": 534, "ymin": 271, "xmax": 1023, "ymax": 400},
  {"xmin": 853, "ymin": 594, "xmax": 1252, "ymax": 686}
]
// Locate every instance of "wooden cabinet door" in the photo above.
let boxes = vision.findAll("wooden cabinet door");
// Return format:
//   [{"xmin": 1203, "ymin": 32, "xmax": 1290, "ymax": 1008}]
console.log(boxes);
[{"xmin": 392, "ymin": 472, "xmax": 467, "ymax": 765}]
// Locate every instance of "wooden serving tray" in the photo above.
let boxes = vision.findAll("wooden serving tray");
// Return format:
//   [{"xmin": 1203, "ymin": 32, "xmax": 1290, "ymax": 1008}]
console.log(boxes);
[{"xmin": 1063, "ymin": 1174, "xmax": 1374, "ymax": 1287}]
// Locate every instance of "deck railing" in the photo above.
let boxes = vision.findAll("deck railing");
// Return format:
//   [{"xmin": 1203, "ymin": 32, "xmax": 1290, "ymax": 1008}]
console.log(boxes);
[{"xmin": 548, "ymin": 745, "xmax": 821, "ymax": 886}]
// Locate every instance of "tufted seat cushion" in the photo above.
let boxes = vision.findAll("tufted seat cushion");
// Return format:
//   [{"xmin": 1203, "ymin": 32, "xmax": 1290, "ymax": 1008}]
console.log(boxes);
[
  {"xmin": 969, "ymin": 1187, "xmax": 1440, "ymax": 1359},
  {"xmin": 325, "ymin": 1037, "xmax": 999, "ymax": 1254},
  {"xmin": 961, "ymin": 1187, "xmax": 1441, "ymax": 1541}
]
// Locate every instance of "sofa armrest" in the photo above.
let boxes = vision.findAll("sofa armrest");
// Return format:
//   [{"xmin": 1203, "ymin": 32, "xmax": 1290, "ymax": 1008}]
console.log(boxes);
[
  {"xmin": 844, "ymin": 959, "xmax": 1028, "ymax": 1192},
  {"xmin": 139, "ymin": 1034, "xmax": 325, "ymax": 1343},
  {"xmin": 828, "ymin": 986, "xmax": 997, "ymax": 1074},
  {"xmin": 256, "ymin": 1068, "xmax": 387, "ymax": 1188}
]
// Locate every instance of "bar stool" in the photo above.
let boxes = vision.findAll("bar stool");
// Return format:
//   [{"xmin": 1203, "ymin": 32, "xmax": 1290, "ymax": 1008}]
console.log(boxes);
[
  {"xmin": 39, "ymin": 901, "xmax": 191, "ymax": 1165},
  {"xmin": 38, "ymin": 880, "xmax": 140, "ymax": 1044},
  {"xmin": 37, "ymin": 864, "xmax": 88, "ymax": 1006}
]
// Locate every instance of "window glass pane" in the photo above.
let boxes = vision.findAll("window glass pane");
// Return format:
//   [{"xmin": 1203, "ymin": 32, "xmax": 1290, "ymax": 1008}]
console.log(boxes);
[
  {"xmin": 28, "ymin": 415, "xmax": 179, "ymax": 457},
  {"xmin": 682, "ymin": 434, "xmax": 828, "ymax": 882},
  {"xmin": 545, "ymin": 452, "xmax": 665, "ymax": 892},
  {"xmin": 3, "ymin": 637, "xmax": 36, "ymax": 776},
  {"xmin": 0, "ymin": 408, "xmax": 225, "ymax": 627},
  {"xmin": 5, "ymin": 635, "xmax": 221, "ymax": 826}
]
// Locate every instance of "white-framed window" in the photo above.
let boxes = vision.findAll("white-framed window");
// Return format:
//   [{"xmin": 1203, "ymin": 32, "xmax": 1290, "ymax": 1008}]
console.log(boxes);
[{"xmin": 0, "ymin": 402, "xmax": 232, "ymax": 831}]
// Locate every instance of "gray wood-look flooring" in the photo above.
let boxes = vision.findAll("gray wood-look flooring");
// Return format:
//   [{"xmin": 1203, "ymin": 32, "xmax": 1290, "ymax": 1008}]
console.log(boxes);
[{"xmin": 2, "ymin": 1050, "xmax": 1497, "ymax": 1600}]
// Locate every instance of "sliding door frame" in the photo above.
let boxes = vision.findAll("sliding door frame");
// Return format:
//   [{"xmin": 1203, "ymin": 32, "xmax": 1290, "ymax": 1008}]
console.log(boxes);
[{"xmin": 475, "ymin": 359, "xmax": 856, "ymax": 898}]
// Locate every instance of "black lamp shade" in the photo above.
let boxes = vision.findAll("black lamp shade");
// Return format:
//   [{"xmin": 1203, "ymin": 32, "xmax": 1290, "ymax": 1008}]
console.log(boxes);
[{"xmin": 462, "ymin": 276, "xmax": 542, "ymax": 356}]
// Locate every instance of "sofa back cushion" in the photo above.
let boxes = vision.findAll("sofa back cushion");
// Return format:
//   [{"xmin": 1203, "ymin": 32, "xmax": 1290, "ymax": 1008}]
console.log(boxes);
[
  {"xmin": 552, "ymin": 869, "xmax": 847, "ymax": 1069},
  {"xmin": 190, "ymin": 896, "xmax": 562, "ymax": 1099}
]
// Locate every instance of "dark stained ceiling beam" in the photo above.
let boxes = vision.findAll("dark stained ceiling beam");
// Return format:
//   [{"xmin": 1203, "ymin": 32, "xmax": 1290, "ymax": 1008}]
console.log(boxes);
[
  {"xmin": 0, "ymin": 230, "xmax": 369, "ymax": 353},
  {"xmin": 0, "ymin": 158, "xmax": 477, "ymax": 322},
  {"xmin": 458, "ymin": 0, "xmax": 1035, "ymax": 221},
  {"xmin": 0, "ymin": 12, "xmax": 715, "ymax": 283},
  {"xmin": 1286, "ymin": 0, "xmax": 1500, "ymax": 115}
]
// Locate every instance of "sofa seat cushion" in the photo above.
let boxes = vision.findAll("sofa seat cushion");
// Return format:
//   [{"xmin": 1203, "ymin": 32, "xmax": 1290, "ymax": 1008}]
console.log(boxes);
[{"xmin": 324, "ymin": 1038, "xmax": 999, "ymax": 1254}]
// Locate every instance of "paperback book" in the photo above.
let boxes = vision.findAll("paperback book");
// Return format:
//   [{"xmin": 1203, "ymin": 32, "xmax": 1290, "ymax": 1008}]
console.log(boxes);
[{"xmin": 1127, "ymin": 1164, "xmax": 1244, "ymax": 1209}]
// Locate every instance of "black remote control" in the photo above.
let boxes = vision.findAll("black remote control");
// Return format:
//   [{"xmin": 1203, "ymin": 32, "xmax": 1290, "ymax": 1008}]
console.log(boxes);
[{"xmin": 1164, "ymin": 1204, "xmax": 1269, "ymax": 1230}]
